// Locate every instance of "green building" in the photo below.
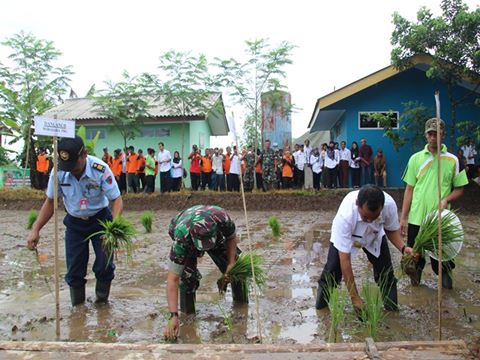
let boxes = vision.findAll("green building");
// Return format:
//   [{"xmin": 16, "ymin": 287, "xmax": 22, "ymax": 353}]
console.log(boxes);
[{"xmin": 43, "ymin": 93, "xmax": 228, "ymax": 187}]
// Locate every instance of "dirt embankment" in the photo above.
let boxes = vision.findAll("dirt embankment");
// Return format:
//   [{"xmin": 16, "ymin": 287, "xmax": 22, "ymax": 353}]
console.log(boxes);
[{"xmin": 1, "ymin": 184, "xmax": 479, "ymax": 213}]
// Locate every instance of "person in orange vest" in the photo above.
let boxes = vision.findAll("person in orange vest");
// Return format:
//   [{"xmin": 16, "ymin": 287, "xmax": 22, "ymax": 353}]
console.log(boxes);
[
  {"xmin": 201, "ymin": 148, "xmax": 213, "ymax": 190},
  {"xmin": 255, "ymin": 148, "xmax": 263, "ymax": 190},
  {"xmin": 224, "ymin": 146, "xmax": 232, "ymax": 191},
  {"xmin": 137, "ymin": 149, "xmax": 146, "ymax": 191},
  {"xmin": 188, "ymin": 145, "xmax": 202, "ymax": 191},
  {"xmin": 36, "ymin": 147, "xmax": 50, "ymax": 190},
  {"xmin": 102, "ymin": 147, "xmax": 113, "ymax": 168},
  {"xmin": 111, "ymin": 149, "xmax": 123, "ymax": 192},
  {"xmin": 126, "ymin": 146, "xmax": 139, "ymax": 193},
  {"xmin": 282, "ymin": 149, "xmax": 294, "ymax": 189}
]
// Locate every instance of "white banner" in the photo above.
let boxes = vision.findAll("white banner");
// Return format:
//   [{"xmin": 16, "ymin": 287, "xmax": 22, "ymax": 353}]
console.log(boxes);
[{"xmin": 34, "ymin": 116, "xmax": 76, "ymax": 138}]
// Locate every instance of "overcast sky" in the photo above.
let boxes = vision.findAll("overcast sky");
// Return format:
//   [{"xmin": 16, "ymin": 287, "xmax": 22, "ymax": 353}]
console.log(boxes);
[{"xmin": 1, "ymin": 0, "xmax": 478, "ymax": 146}]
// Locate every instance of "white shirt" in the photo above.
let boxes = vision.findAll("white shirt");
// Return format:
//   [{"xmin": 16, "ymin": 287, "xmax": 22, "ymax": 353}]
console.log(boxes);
[
  {"xmin": 461, "ymin": 144, "xmax": 477, "ymax": 165},
  {"xmin": 212, "ymin": 154, "xmax": 224, "ymax": 175},
  {"xmin": 310, "ymin": 154, "xmax": 323, "ymax": 174},
  {"xmin": 304, "ymin": 145, "xmax": 312, "ymax": 164},
  {"xmin": 157, "ymin": 149, "xmax": 172, "ymax": 172},
  {"xmin": 324, "ymin": 149, "xmax": 339, "ymax": 169},
  {"xmin": 229, "ymin": 154, "xmax": 240, "ymax": 175},
  {"xmin": 339, "ymin": 148, "xmax": 351, "ymax": 161},
  {"xmin": 171, "ymin": 159, "xmax": 183, "ymax": 178},
  {"xmin": 294, "ymin": 151, "xmax": 307, "ymax": 170},
  {"xmin": 330, "ymin": 190, "xmax": 400, "ymax": 258}
]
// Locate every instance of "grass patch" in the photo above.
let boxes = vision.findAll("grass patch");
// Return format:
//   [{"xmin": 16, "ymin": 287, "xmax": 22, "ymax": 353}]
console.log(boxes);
[
  {"xmin": 268, "ymin": 216, "xmax": 281, "ymax": 238},
  {"xmin": 26, "ymin": 209, "xmax": 38, "ymax": 230},
  {"xmin": 360, "ymin": 282, "xmax": 385, "ymax": 340},
  {"xmin": 87, "ymin": 216, "xmax": 136, "ymax": 266},
  {"xmin": 141, "ymin": 211, "xmax": 154, "ymax": 233},
  {"xmin": 0, "ymin": 188, "xmax": 46, "ymax": 201},
  {"xmin": 326, "ymin": 276, "xmax": 348, "ymax": 343}
]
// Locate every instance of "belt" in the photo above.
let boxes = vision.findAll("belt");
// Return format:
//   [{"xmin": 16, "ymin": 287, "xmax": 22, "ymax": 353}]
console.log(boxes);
[{"xmin": 70, "ymin": 207, "xmax": 108, "ymax": 221}]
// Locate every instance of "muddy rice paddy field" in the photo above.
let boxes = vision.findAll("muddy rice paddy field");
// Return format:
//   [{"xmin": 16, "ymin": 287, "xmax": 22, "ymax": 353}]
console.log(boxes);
[{"xmin": 0, "ymin": 200, "xmax": 479, "ymax": 355}]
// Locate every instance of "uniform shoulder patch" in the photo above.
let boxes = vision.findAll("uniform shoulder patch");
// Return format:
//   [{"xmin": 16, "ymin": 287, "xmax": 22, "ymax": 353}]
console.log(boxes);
[{"xmin": 92, "ymin": 162, "xmax": 106, "ymax": 173}]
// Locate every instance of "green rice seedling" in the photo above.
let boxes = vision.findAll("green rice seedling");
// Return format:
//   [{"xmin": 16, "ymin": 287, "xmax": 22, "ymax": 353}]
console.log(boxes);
[
  {"xmin": 360, "ymin": 281, "xmax": 385, "ymax": 340},
  {"xmin": 26, "ymin": 209, "xmax": 38, "ymax": 230},
  {"xmin": 268, "ymin": 216, "xmax": 281, "ymax": 238},
  {"xmin": 87, "ymin": 216, "xmax": 136, "ymax": 266},
  {"xmin": 141, "ymin": 211, "xmax": 154, "ymax": 233},
  {"xmin": 219, "ymin": 252, "xmax": 266, "ymax": 296},
  {"xmin": 325, "ymin": 275, "xmax": 348, "ymax": 343},
  {"xmin": 401, "ymin": 210, "xmax": 463, "ymax": 277},
  {"xmin": 217, "ymin": 302, "xmax": 234, "ymax": 342}
]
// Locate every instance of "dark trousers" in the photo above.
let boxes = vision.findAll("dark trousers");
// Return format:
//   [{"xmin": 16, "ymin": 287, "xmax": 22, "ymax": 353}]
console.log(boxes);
[
  {"xmin": 201, "ymin": 171, "xmax": 212, "ymax": 190},
  {"xmin": 145, "ymin": 175, "xmax": 155, "ymax": 193},
  {"xmin": 229, "ymin": 173, "xmax": 240, "ymax": 192},
  {"xmin": 190, "ymin": 172, "xmax": 200, "ymax": 191},
  {"xmin": 119, "ymin": 173, "xmax": 127, "ymax": 193},
  {"xmin": 138, "ymin": 173, "xmax": 146, "ymax": 191},
  {"xmin": 282, "ymin": 176, "xmax": 293, "ymax": 189},
  {"xmin": 127, "ymin": 173, "xmax": 138, "ymax": 193},
  {"xmin": 160, "ymin": 171, "xmax": 171, "ymax": 193},
  {"xmin": 313, "ymin": 172, "xmax": 321, "ymax": 190},
  {"xmin": 171, "ymin": 177, "xmax": 182, "ymax": 191},
  {"xmin": 215, "ymin": 174, "xmax": 225, "ymax": 191},
  {"xmin": 63, "ymin": 208, "xmax": 115, "ymax": 289},
  {"xmin": 316, "ymin": 238, "xmax": 398, "ymax": 311},
  {"xmin": 37, "ymin": 172, "xmax": 48, "ymax": 190},
  {"xmin": 407, "ymin": 223, "xmax": 455, "ymax": 276},
  {"xmin": 361, "ymin": 164, "xmax": 372, "ymax": 185},
  {"xmin": 351, "ymin": 168, "xmax": 361, "ymax": 188},
  {"xmin": 339, "ymin": 160, "xmax": 349, "ymax": 188},
  {"xmin": 256, "ymin": 172, "xmax": 263, "ymax": 190},
  {"xmin": 326, "ymin": 167, "xmax": 337, "ymax": 188}
]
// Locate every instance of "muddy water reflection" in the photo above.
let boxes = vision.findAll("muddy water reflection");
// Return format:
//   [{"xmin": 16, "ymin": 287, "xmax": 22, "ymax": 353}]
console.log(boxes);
[{"xmin": 0, "ymin": 210, "xmax": 479, "ymax": 346}]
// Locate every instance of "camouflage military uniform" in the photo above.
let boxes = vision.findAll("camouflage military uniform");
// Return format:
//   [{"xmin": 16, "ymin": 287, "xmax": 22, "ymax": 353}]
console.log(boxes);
[
  {"xmin": 261, "ymin": 148, "xmax": 276, "ymax": 190},
  {"xmin": 168, "ymin": 205, "xmax": 236, "ymax": 292},
  {"xmin": 243, "ymin": 151, "xmax": 255, "ymax": 192}
]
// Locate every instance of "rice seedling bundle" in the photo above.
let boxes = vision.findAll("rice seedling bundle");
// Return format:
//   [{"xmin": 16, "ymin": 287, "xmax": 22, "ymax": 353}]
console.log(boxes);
[
  {"xmin": 218, "ymin": 252, "xmax": 266, "ymax": 295},
  {"xmin": 141, "ymin": 211, "xmax": 154, "ymax": 233},
  {"xmin": 360, "ymin": 282, "xmax": 385, "ymax": 340},
  {"xmin": 401, "ymin": 209, "xmax": 463, "ymax": 276},
  {"xmin": 26, "ymin": 209, "xmax": 38, "ymax": 230},
  {"xmin": 88, "ymin": 216, "xmax": 136, "ymax": 266},
  {"xmin": 325, "ymin": 277, "xmax": 347, "ymax": 343},
  {"xmin": 268, "ymin": 216, "xmax": 281, "ymax": 238}
]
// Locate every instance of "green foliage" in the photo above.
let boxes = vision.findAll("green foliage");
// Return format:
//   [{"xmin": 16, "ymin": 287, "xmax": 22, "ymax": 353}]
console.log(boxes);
[
  {"xmin": 215, "ymin": 38, "xmax": 295, "ymax": 147},
  {"xmin": 0, "ymin": 31, "xmax": 73, "ymax": 187},
  {"xmin": 0, "ymin": 146, "xmax": 13, "ymax": 165},
  {"xmin": 360, "ymin": 282, "xmax": 385, "ymax": 340},
  {"xmin": 221, "ymin": 252, "xmax": 266, "ymax": 297},
  {"xmin": 325, "ymin": 276, "xmax": 347, "ymax": 343},
  {"xmin": 456, "ymin": 120, "xmax": 480, "ymax": 146},
  {"xmin": 87, "ymin": 216, "xmax": 136, "ymax": 266},
  {"xmin": 141, "ymin": 211, "xmax": 154, "ymax": 233},
  {"xmin": 76, "ymin": 125, "xmax": 100, "ymax": 156},
  {"xmin": 93, "ymin": 71, "xmax": 153, "ymax": 150},
  {"xmin": 26, "ymin": 209, "xmax": 38, "ymax": 230},
  {"xmin": 391, "ymin": 0, "xmax": 480, "ymax": 148},
  {"xmin": 268, "ymin": 215, "xmax": 281, "ymax": 238},
  {"xmin": 217, "ymin": 302, "xmax": 234, "ymax": 341}
]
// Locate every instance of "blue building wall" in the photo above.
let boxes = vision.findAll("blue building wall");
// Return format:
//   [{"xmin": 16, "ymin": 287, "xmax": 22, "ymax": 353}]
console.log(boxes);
[{"xmin": 324, "ymin": 68, "xmax": 480, "ymax": 187}]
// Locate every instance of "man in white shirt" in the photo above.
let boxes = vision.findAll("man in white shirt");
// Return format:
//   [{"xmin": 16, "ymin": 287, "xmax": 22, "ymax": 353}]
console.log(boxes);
[
  {"xmin": 157, "ymin": 142, "xmax": 172, "ymax": 193},
  {"xmin": 461, "ymin": 139, "xmax": 477, "ymax": 179},
  {"xmin": 304, "ymin": 139, "xmax": 313, "ymax": 189},
  {"xmin": 315, "ymin": 185, "xmax": 413, "ymax": 313},
  {"xmin": 338, "ymin": 141, "xmax": 351, "ymax": 188},
  {"xmin": 324, "ymin": 141, "xmax": 339, "ymax": 188}
]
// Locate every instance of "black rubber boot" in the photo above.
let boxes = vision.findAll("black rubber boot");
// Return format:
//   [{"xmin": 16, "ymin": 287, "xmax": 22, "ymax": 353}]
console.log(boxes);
[
  {"xmin": 383, "ymin": 283, "xmax": 399, "ymax": 311},
  {"xmin": 441, "ymin": 272, "xmax": 453, "ymax": 290},
  {"xmin": 315, "ymin": 284, "xmax": 329, "ymax": 310},
  {"xmin": 95, "ymin": 281, "xmax": 111, "ymax": 303},
  {"xmin": 70, "ymin": 286, "xmax": 86, "ymax": 306}
]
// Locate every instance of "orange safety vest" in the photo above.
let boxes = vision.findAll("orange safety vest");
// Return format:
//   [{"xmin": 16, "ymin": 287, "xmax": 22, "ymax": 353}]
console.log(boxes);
[
  {"xmin": 102, "ymin": 154, "xmax": 113, "ymax": 167},
  {"xmin": 137, "ymin": 156, "xmax": 146, "ymax": 174},
  {"xmin": 282, "ymin": 155, "xmax": 294, "ymax": 178},
  {"xmin": 111, "ymin": 157, "xmax": 123, "ymax": 177},
  {"xmin": 127, "ymin": 153, "xmax": 138, "ymax": 174},
  {"xmin": 255, "ymin": 161, "xmax": 262, "ymax": 174},
  {"xmin": 223, "ymin": 154, "xmax": 231, "ymax": 174},
  {"xmin": 36, "ymin": 154, "xmax": 49, "ymax": 173},
  {"xmin": 201, "ymin": 156, "xmax": 212, "ymax": 172}
]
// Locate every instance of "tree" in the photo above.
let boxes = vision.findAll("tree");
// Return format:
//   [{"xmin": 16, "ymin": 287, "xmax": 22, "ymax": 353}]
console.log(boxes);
[
  {"xmin": 156, "ymin": 50, "xmax": 218, "ymax": 162},
  {"xmin": 391, "ymin": 0, "xmax": 480, "ymax": 148},
  {"xmin": 93, "ymin": 71, "xmax": 153, "ymax": 151},
  {"xmin": 0, "ymin": 31, "xmax": 73, "ymax": 188},
  {"xmin": 215, "ymin": 38, "xmax": 295, "ymax": 150}
]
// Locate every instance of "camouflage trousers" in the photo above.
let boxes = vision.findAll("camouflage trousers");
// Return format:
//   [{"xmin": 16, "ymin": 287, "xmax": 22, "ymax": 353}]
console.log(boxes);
[{"xmin": 262, "ymin": 167, "xmax": 276, "ymax": 190}]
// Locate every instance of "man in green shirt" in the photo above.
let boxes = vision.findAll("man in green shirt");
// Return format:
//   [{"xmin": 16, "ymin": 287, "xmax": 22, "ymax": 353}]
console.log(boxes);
[
  {"xmin": 144, "ymin": 148, "xmax": 156, "ymax": 193},
  {"xmin": 400, "ymin": 118, "xmax": 468, "ymax": 289}
]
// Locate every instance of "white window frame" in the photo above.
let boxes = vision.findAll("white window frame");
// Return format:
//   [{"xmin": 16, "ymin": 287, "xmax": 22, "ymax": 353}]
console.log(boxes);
[{"xmin": 358, "ymin": 111, "xmax": 399, "ymax": 130}]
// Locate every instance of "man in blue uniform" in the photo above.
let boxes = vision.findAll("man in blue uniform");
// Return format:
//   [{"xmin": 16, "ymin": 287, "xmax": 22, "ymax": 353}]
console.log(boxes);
[{"xmin": 27, "ymin": 136, "xmax": 123, "ymax": 306}]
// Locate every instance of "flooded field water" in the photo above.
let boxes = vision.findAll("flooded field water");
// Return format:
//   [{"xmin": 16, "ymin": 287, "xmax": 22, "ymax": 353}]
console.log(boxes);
[{"xmin": 0, "ymin": 209, "xmax": 479, "ymax": 347}]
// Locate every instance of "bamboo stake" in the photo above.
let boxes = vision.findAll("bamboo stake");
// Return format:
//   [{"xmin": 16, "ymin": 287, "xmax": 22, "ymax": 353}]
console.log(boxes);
[
  {"xmin": 52, "ymin": 115, "xmax": 60, "ymax": 340},
  {"xmin": 434, "ymin": 91, "xmax": 443, "ymax": 341},
  {"xmin": 22, "ymin": 124, "xmax": 32, "ymax": 187},
  {"xmin": 230, "ymin": 112, "xmax": 262, "ymax": 342}
]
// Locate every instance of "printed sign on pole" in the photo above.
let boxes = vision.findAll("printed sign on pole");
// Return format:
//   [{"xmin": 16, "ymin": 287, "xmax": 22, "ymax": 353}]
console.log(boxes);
[{"xmin": 34, "ymin": 116, "xmax": 76, "ymax": 138}]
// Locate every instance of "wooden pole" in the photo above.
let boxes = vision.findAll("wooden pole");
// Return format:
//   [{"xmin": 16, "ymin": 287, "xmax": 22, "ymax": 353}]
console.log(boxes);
[
  {"xmin": 434, "ymin": 91, "xmax": 443, "ymax": 341},
  {"xmin": 23, "ymin": 124, "xmax": 32, "ymax": 187},
  {"xmin": 52, "ymin": 117, "xmax": 61, "ymax": 340},
  {"xmin": 231, "ymin": 112, "xmax": 262, "ymax": 342}
]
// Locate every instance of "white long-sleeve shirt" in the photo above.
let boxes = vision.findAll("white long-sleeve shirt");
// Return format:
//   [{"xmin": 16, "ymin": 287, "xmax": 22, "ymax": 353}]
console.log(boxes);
[
  {"xmin": 339, "ymin": 148, "xmax": 351, "ymax": 162},
  {"xmin": 324, "ymin": 149, "xmax": 339, "ymax": 169},
  {"xmin": 157, "ymin": 149, "xmax": 172, "ymax": 172},
  {"xmin": 310, "ymin": 154, "xmax": 323, "ymax": 174},
  {"xmin": 229, "ymin": 154, "xmax": 240, "ymax": 175},
  {"xmin": 171, "ymin": 159, "xmax": 183, "ymax": 178}
]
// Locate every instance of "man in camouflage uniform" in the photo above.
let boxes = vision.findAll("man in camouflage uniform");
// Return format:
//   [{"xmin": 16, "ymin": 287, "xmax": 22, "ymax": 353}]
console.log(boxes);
[
  {"xmin": 243, "ymin": 145, "xmax": 255, "ymax": 192},
  {"xmin": 164, "ymin": 205, "xmax": 239, "ymax": 340},
  {"xmin": 261, "ymin": 139, "xmax": 276, "ymax": 191}
]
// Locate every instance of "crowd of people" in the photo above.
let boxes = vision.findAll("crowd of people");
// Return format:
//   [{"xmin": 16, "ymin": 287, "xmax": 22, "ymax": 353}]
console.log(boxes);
[{"xmin": 35, "ymin": 136, "xmax": 479, "ymax": 193}]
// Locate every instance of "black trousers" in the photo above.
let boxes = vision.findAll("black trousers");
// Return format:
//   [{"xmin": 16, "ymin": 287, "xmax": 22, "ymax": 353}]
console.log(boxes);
[
  {"xmin": 229, "ymin": 173, "xmax": 240, "ymax": 192},
  {"xmin": 316, "ymin": 237, "xmax": 398, "ymax": 311},
  {"xmin": 201, "ymin": 171, "xmax": 212, "ymax": 190},
  {"xmin": 255, "ymin": 172, "xmax": 263, "ymax": 190},
  {"xmin": 160, "ymin": 171, "xmax": 171, "ymax": 193},
  {"xmin": 326, "ymin": 167, "xmax": 337, "ymax": 188},
  {"xmin": 119, "ymin": 173, "xmax": 127, "ymax": 193},
  {"xmin": 313, "ymin": 171, "xmax": 321, "ymax": 190},
  {"xmin": 138, "ymin": 173, "xmax": 146, "ymax": 191},
  {"xmin": 351, "ymin": 167, "xmax": 361, "ymax": 188},
  {"xmin": 190, "ymin": 172, "xmax": 200, "ymax": 191},
  {"xmin": 171, "ymin": 177, "xmax": 182, "ymax": 191},
  {"xmin": 407, "ymin": 223, "xmax": 455, "ymax": 275},
  {"xmin": 144, "ymin": 175, "xmax": 155, "ymax": 193}
]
